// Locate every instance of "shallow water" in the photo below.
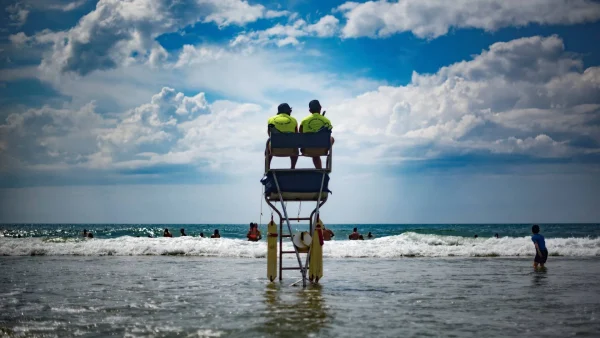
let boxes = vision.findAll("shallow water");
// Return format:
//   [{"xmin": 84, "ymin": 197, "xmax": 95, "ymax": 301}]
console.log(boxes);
[{"xmin": 1, "ymin": 256, "xmax": 599, "ymax": 337}]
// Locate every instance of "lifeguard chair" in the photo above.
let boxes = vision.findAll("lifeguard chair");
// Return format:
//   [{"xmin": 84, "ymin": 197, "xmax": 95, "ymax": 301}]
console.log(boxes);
[{"xmin": 262, "ymin": 129, "xmax": 332, "ymax": 287}]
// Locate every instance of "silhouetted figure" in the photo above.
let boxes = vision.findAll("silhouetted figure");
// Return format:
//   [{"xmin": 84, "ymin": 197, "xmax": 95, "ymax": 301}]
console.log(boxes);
[
  {"xmin": 474, "ymin": 234, "xmax": 478, "ymax": 238},
  {"xmin": 87, "ymin": 232, "xmax": 94, "ymax": 238},
  {"xmin": 495, "ymin": 233, "xmax": 499, "ymax": 238},
  {"xmin": 164, "ymin": 228, "xmax": 172, "ymax": 237},
  {"xmin": 211, "ymin": 229, "xmax": 221, "ymax": 238},
  {"xmin": 180, "ymin": 228, "xmax": 187, "ymax": 236},
  {"xmin": 367, "ymin": 232, "xmax": 373, "ymax": 239},
  {"xmin": 199, "ymin": 232, "xmax": 205, "ymax": 238}
]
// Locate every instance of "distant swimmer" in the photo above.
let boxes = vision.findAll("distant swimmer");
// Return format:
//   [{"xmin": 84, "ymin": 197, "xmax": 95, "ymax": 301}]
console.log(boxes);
[
  {"xmin": 87, "ymin": 232, "xmax": 94, "ymax": 238},
  {"xmin": 247, "ymin": 223, "xmax": 262, "ymax": 242},
  {"xmin": 531, "ymin": 225, "xmax": 548, "ymax": 270},
  {"xmin": 164, "ymin": 228, "xmax": 173, "ymax": 237},
  {"xmin": 495, "ymin": 233, "xmax": 499, "ymax": 238},
  {"xmin": 349, "ymin": 227, "xmax": 360, "ymax": 240},
  {"xmin": 322, "ymin": 227, "xmax": 334, "ymax": 241},
  {"xmin": 199, "ymin": 232, "xmax": 205, "ymax": 238},
  {"xmin": 211, "ymin": 229, "xmax": 221, "ymax": 238},
  {"xmin": 474, "ymin": 234, "xmax": 478, "ymax": 238},
  {"xmin": 82, "ymin": 229, "xmax": 88, "ymax": 237},
  {"xmin": 180, "ymin": 228, "xmax": 187, "ymax": 236},
  {"xmin": 358, "ymin": 235, "xmax": 364, "ymax": 240}
]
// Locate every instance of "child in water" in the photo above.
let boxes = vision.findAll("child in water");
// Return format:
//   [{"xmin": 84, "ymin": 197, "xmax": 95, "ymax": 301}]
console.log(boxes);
[{"xmin": 531, "ymin": 224, "xmax": 548, "ymax": 270}]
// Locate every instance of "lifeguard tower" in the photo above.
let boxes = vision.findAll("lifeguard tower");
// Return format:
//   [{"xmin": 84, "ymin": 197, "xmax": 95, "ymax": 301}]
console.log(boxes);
[{"xmin": 261, "ymin": 128, "xmax": 333, "ymax": 287}]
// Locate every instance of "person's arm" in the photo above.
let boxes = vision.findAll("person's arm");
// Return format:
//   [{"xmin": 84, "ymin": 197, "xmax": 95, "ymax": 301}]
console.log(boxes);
[{"xmin": 534, "ymin": 241, "xmax": 543, "ymax": 256}]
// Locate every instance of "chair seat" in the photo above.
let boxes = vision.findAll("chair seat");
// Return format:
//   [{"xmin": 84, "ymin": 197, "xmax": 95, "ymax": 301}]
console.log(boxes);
[
  {"xmin": 301, "ymin": 148, "xmax": 329, "ymax": 157},
  {"xmin": 270, "ymin": 148, "xmax": 299, "ymax": 156}
]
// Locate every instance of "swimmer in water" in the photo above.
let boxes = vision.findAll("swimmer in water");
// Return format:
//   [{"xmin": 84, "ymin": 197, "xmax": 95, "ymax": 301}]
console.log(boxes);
[
  {"xmin": 164, "ymin": 228, "xmax": 173, "ymax": 237},
  {"xmin": 247, "ymin": 223, "xmax": 262, "ymax": 242},
  {"xmin": 180, "ymin": 228, "xmax": 187, "ymax": 236},
  {"xmin": 211, "ymin": 229, "xmax": 221, "ymax": 238}
]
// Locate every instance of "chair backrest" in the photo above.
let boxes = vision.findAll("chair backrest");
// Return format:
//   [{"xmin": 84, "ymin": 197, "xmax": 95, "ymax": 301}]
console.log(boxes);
[{"xmin": 270, "ymin": 129, "xmax": 331, "ymax": 149}]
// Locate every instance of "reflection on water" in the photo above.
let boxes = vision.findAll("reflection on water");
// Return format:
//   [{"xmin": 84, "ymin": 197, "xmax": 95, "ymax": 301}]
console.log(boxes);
[
  {"xmin": 531, "ymin": 267, "xmax": 548, "ymax": 287},
  {"xmin": 257, "ymin": 283, "xmax": 330, "ymax": 337}
]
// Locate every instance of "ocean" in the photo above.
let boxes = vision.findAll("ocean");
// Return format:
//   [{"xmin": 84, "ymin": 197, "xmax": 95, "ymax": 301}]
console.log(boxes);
[{"xmin": 1, "ymin": 223, "xmax": 599, "ymax": 337}]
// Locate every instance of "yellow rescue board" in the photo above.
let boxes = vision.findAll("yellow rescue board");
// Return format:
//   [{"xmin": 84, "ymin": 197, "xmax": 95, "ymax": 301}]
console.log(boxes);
[
  {"xmin": 267, "ymin": 220, "xmax": 278, "ymax": 282},
  {"xmin": 309, "ymin": 219, "xmax": 324, "ymax": 283}
]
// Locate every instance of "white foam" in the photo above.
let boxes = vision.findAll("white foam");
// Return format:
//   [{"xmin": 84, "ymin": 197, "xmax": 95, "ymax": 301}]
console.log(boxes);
[{"xmin": 0, "ymin": 233, "xmax": 598, "ymax": 257}]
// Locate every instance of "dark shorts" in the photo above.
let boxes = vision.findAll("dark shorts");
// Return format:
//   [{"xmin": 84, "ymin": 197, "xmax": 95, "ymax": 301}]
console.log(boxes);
[{"xmin": 534, "ymin": 249, "xmax": 548, "ymax": 264}]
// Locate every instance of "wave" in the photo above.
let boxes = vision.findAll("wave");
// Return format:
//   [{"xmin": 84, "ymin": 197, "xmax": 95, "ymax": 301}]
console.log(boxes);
[{"xmin": 0, "ymin": 232, "xmax": 599, "ymax": 257}]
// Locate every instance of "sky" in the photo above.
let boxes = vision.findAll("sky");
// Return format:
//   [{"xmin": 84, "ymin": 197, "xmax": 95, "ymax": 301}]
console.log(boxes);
[{"xmin": 0, "ymin": 0, "xmax": 599, "ymax": 224}]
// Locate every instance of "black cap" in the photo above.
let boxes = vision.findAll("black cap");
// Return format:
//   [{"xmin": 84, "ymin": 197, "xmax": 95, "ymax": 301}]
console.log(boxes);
[
  {"xmin": 278, "ymin": 103, "xmax": 292, "ymax": 114},
  {"xmin": 309, "ymin": 100, "xmax": 321, "ymax": 112}
]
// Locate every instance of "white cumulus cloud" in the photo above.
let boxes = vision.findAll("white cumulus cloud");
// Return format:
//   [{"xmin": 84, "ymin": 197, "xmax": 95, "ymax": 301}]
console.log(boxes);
[
  {"xmin": 327, "ymin": 35, "xmax": 600, "ymax": 161},
  {"xmin": 337, "ymin": 0, "xmax": 600, "ymax": 39}
]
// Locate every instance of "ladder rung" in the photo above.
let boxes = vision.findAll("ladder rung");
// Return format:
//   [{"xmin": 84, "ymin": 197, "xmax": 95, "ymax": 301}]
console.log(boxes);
[
  {"xmin": 280, "ymin": 234, "xmax": 291, "ymax": 238},
  {"xmin": 287, "ymin": 217, "xmax": 311, "ymax": 221},
  {"xmin": 281, "ymin": 250, "xmax": 297, "ymax": 254},
  {"xmin": 281, "ymin": 267, "xmax": 302, "ymax": 270}
]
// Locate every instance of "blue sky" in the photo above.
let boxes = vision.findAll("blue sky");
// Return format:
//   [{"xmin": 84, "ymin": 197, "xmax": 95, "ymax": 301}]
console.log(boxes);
[{"xmin": 1, "ymin": 0, "xmax": 600, "ymax": 223}]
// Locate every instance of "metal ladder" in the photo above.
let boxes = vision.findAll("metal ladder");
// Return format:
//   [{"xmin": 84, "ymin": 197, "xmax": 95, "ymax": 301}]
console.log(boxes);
[{"xmin": 269, "ymin": 170, "xmax": 327, "ymax": 287}]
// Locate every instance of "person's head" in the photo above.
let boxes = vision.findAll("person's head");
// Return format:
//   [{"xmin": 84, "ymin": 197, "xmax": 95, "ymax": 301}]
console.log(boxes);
[
  {"xmin": 278, "ymin": 103, "xmax": 292, "ymax": 115},
  {"xmin": 353, "ymin": 227, "xmax": 357, "ymax": 232},
  {"xmin": 532, "ymin": 224, "xmax": 540, "ymax": 234},
  {"xmin": 214, "ymin": 229, "xmax": 219, "ymax": 234},
  {"xmin": 83, "ymin": 229, "xmax": 87, "ymax": 233},
  {"xmin": 200, "ymin": 232, "xmax": 204, "ymax": 237},
  {"xmin": 309, "ymin": 100, "xmax": 321, "ymax": 113},
  {"xmin": 180, "ymin": 228, "xmax": 185, "ymax": 233},
  {"xmin": 164, "ymin": 228, "xmax": 169, "ymax": 232}
]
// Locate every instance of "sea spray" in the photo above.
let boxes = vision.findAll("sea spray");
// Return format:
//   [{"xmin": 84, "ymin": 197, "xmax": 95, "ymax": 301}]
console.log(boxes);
[{"xmin": 1, "ymin": 233, "xmax": 599, "ymax": 257}]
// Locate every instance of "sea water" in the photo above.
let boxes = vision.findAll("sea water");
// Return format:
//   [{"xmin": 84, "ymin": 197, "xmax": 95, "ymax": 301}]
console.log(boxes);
[{"xmin": 1, "ymin": 224, "xmax": 599, "ymax": 337}]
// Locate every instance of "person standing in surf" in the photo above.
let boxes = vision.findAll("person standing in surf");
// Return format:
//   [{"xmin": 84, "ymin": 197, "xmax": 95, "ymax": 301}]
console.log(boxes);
[
  {"xmin": 246, "ymin": 223, "xmax": 262, "ymax": 242},
  {"xmin": 531, "ymin": 224, "xmax": 548, "ymax": 270}
]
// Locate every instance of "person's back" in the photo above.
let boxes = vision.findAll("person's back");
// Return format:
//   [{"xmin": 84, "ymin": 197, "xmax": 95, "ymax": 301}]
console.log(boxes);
[
  {"xmin": 349, "ymin": 227, "xmax": 360, "ymax": 240},
  {"xmin": 300, "ymin": 100, "xmax": 333, "ymax": 169},
  {"xmin": 247, "ymin": 223, "xmax": 262, "ymax": 241},
  {"xmin": 266, "ymin": 103, "xmax": 299, "ymax": 169},
  {"xmin": 211, "ymin": 229, "xmax": 221, "ymax": 238},
  {"xmin": 268, "ymin": 104, "xmax": 298, "ymax": 134},
  {"xmin": 531, "ymin": 225, "xmax": 548, "ymax": 269}
]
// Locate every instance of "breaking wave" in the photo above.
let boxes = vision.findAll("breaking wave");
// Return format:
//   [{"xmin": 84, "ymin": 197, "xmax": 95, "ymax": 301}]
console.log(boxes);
[{"xmin": 0, "ymin": 233, "xmax": 598, "ymax": 258}]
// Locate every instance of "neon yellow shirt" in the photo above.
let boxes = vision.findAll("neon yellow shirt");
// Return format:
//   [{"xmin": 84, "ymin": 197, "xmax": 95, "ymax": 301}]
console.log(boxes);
[
  {"xmin": 301, "ymin": 113, "xmax": 332, "ymax": 133},
  {"xmin": 268, "ymin": 113, "xmax": 297, "ymax": 133}
]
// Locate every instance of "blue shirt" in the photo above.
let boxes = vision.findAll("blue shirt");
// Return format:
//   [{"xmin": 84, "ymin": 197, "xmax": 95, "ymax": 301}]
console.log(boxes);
[{"xmin": 531, "ymin": 234, "xmax": 546, "ymax": 251}]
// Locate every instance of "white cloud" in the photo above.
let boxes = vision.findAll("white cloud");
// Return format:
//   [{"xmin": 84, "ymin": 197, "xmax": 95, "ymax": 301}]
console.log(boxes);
[
  {"xmin": 2, "ymin": 34, "xmax": 599, "ymax": 179},
  {"xmin": 326, "ymin": 35, "xmax": 600, "ymax": 161},
  {"xmin": 231, "ymin": 15, "xmax": 340, "ymax": 47},
  {"xmin": 0, "ymin": 86, "xmax": 267, "ymax": 174},
  {"xmin": 337, "ymin": 0, "xmax": 600, "ymax": 39},
  {"xmin": 13, "ymin": 0, "xmax": 88, "ymax": 12},
  {"xmin": 12, "ymin": 0, "xmax": 283, "ymax": 76},
  {"xmin": 0, "ymin": 102, "xmax": 107, "ymax": 171},
  {"xmin": 5, "ymin": 2, "xmax": 30, "ymax": 26}
]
